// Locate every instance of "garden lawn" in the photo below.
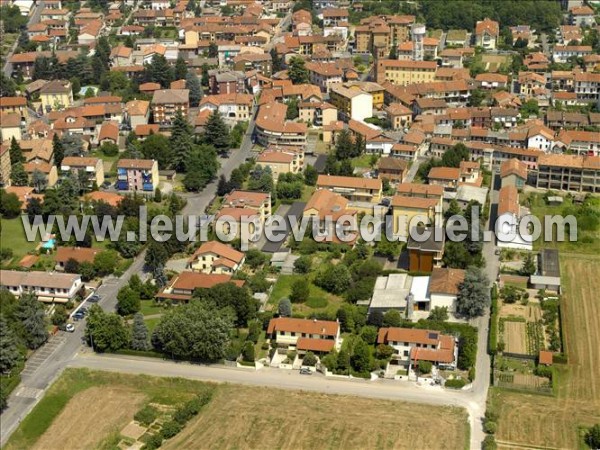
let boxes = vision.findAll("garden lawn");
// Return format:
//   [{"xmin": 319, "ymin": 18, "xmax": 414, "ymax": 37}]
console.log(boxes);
[
  {"xmin": 139, "ymin": 300, "xmax": 165, "ymax": 316},
  {"xmin": 0, "ymin": 217, "xmax": 40, "ymax": 261},
  {"xmin": 268, "ymin": 274, "xmax": 343, "ymax": 317}
]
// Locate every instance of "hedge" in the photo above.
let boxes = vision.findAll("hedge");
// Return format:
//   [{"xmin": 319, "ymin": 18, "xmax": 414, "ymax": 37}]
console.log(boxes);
[
  {"xmin": 489, "ymin": 285, "xmax": 499, "ymax": 355},
  {"xmin": 444, "ymin": 378, "xmax": 467, "ymax": 389}
]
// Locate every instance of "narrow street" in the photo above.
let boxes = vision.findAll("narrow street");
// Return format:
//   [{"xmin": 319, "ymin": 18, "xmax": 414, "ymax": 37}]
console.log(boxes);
[{"xmin": 2, "ymin": 0, "xmax": 45, "ymax": 77}]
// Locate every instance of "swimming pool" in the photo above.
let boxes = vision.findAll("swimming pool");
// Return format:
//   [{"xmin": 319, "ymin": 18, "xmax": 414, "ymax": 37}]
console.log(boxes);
[{"xmin": 42, "ymin": 238, "xmax": 55, "ymax": 249}]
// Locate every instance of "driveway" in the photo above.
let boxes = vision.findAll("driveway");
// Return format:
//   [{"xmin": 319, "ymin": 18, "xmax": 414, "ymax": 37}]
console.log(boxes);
[{"xmin": 261, "ymin": 201, "xmax": 306, "ymax": 253}]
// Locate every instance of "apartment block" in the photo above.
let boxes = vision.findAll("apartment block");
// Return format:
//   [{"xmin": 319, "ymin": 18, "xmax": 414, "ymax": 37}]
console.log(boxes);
[
  {"xmin": 536, "ymin": 154, "xmax": 600, "ymax": 193},
  {"xmin": 116, "ymin": 159, "xmax": 159, "ymax": 192}
]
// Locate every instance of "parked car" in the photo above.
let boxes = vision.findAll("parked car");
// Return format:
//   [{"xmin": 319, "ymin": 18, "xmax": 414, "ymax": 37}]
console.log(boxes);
[
  {"xmin": 88, "ymin": 294, "xmax": 101, "ymax": 303},
  {"xmin": 101, "ymin": 181, "xmax": 111, "ymax": 189},
  {"xmin": 299, "ymin": 368, "xmax": 312, "ymax": 375},
  {"xmin": 73, "ymin": 311, "xmax": 85, "ymax": 321},
  {"xmin": 65, "ymin": 323, "xmax": 75, "ymax": 333}
]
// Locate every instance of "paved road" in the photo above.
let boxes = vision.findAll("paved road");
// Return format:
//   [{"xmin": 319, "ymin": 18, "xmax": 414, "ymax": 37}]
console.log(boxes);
[
  {"xmin": 2, "ymin": 1, "xmax": 44, "ymax": 77},
  {"xmin": 67, "ymin": 352, "xmax": 484, "ymax": 431}
]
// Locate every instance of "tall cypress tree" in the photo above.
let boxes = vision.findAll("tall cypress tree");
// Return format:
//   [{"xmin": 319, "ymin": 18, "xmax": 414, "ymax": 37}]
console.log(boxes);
[
  {"xmin": 169, "ymin": 110, "xmax": 194, "ymax": 172},
  {"xmin": 9, "ymin": 137, "xmax": 23, "ymax": 165},
  {"xmin": 52, "ymin": 133, "xmax": 65, "ymax": 167},
  {"xmin": 204, "ymin": 111, "xmax": 230, "ymax": 152}
]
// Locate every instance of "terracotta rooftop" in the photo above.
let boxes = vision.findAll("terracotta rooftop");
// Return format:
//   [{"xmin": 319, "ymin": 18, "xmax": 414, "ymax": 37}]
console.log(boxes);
[
  {"xmin": 429, "ymin": 267, "xmax": 465, "ymax": 295},
  {"xmin": 267, "ymin": 317, "xmax": 339, "ymax": 337}
]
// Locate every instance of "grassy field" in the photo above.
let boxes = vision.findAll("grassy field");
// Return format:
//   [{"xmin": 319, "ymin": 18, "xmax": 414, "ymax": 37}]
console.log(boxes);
[
  {"xmin": 0, "ymin": 217, "xmax": 40, "ymax": 261},
  {"xmin": 523, "ymin": 193, "xmax": 600, "ymax": 255},
  {"xmin": 269, "ymin": 274, "xmax": 344, "ymax": 316},
  {"xmin": 164, "ymin": 384, "xmax": 468, "ymax": 450},
  {"xmin": 491, "ymin": 253, "xmax": 600, "ymax": 449},
  {"xmin": 8, "ymin": 369, "xmax": 469, "ymax": 450}
]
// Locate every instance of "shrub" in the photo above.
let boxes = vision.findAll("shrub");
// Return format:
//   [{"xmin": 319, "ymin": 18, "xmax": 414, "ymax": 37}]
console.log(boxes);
[
  {"xmin": 242, "ymin": 341, "xmax": 255, "ymax": 362},
  {"xmin": 142, "ymin": 433, "xmax": 163, "ymax": 450},
  {"xmin": 468, "ymin": 366, "xmax": 476, "ymax": 381},
  {"xmin": 135, "ymin": 405, "xmax": 158, "ymax": 426},
  {"xmin": 482, "ymin": 435, "xmax": 497, "ymax": 450},
  {"xmin": 302, "ymin": 351, "xmax": 317, "ymax": 366},
  {"xmin": 417, "ymin": 361, "xmax": 432, "ymax": 374},
  {"xmin": 444, "ymin": 378, "xmax": 467, "ymax": 389},
  {"xmin": 483, "ymin": 421, "xmax": 497, "ymax": 434},
  {"xmin": 160, "ymin": 420, "xmax": 182, "ymax": 439}
]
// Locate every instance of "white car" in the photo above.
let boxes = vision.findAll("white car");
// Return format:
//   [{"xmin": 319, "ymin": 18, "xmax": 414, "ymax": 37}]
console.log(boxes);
[{"xmin": 65, "ymin": 323, "xmax": 75, "ymax": 333}]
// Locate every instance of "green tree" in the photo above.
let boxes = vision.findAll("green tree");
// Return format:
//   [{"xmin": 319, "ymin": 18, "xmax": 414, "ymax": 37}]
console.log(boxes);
[
  {"xmin": 288, "ymin": 56, "xmax": 309, "ymax": 84},
  {"xmin": 145, "ymin": 240, "xmax": 169, "ymax": 273},
  {"xmin": 585, "ymin": 424, "xmax": 600, "ymax": 449},
  {"xmin": 374, "ymin": 234, "xmax": 402, "ymax": 260},
  {"xmin": 0, "ymin": 72, "xmax": 17, "ymax": 97},
  {"xmin": 183, "ymin": 145, "xmax": 219, "ymax": 192},
  {"xmin": 173, "ymin": 55, "xmax": 188, "ymax": 81},
  {"xmin": 52, "ymin": 133, "xmax": 65, "ymax": 168},
  {"xmin": 186, "ymin": 70, "xmax": 202, "ymax": 107},
  {"xmin": 443, "ymin": 241, "xmax": 473, "ymax": 269},
  {"xmin": 520, "ymin": 252, "xmax": 537, "ymax": 276},
  {"xmin": 0, "ymin": 315, "xmax": 20, "ymax": 373},
  {"xmin": 151, "ymin": 301, "xmax": 233, "ymax": 361},
  {"xmin": 208, "ymin": 41, "xmax": 218, "ymax": 58},
  {"xmin": 242, "ymin": 341, "xmax": 255, "ymax": 362},
  {"xmin": 303, "ymin": 164, "xmax": 318, "ymax": 186},
  {"xmin": 25, "ymin": 197, "xmax": 43, "ymax": 223},
  {"xmin": 350, "ymin": 338, "xmax": 372, "ymax": 373},
  {"xmin": 359, "ymin": 325, "xmax": 378, "ymax": 345},
  {"xmin": 428, "ymin": 306, "xmax": 449, "ymax": 322},
  {"xmin": 141, "ymin": 133, "xmax": 172, "ymax": 170},
  {"xmin": 9, "ymin": 137, "xmax": 24, "ymax": 165},
  {"xmin": 145, "ymin": 54, "xmax": 173, "ymax": 88},
  {"xmin": 456, "ymin": 266, "xmax": 490, "ymax": 319},
  {"xmin": 93, "ymin": 250, "xmax": 118, "ymax": 276},
  {"xmin": 170, "ymin": 110, "xmax": 194, "ymax": 172},
  {"xmin": 0, "ymin": 190, "xmax": 22, "ymax": 218},
  {"xmin": 286, "ymin": 97, "xmax": 299, "ymax": 120},
  {"xmin": 520, "ymin": 99, "xmax": 539, "ymax": 118},
  {"xmin": 376, "ymin": 343, "xmax": 394, "ymax": 360},
  {"xmin": 116, "ymin": 286, "xmax": 141, "ymax": 316},
  {"xmin": 315, "ymin": 264, "xmax": 351, "ymax": 294},
  {"xmin": 335, "ymin": 129, "xmax": 354, "ymax": 160},
  {"xmin": 441, "ymin": 143, "xmax": 470, "ymax": 167},
  {"xmin": 64, "ymin": 258, "xmax": 80, "ymax": 274},
  {"xmin": 204, "ymin": 111, "xmax": 230, "ymax": 152},
  {"xmin": 382, "ymin": 309, "xmax": 403, "ymax": 328},
  {"xmin": 131, "ymin": 312, "xmax": 151, "ymax": 351},
  {"xmin": 417, "ymin": 360, "xmax": 432, "ymax": 374},
  {"xmin": 293, "ymin": 255, "xmax": 312, "ymax": 273},
  {"xmin": 469, "ymin": 88, "xmax": 485, "ymax": 107},
  {"xmin": 51, "ymin": 305, "xmax": 69, "ymax": 327},
  {"xmin": 290, "ymin": 278, "xmax": 310, "ymax": 303},
  {"xmin": 15, "ymin": 293, "xmax": 48, "ymax": 349},
  {"xmin": 445, "ymin": 198, "xmax": 462, "ymax": 221},
  {"xmin": 278, "ymin": 298, "xmax": 292, "ymax": 317},
  {"xmin": 193, "ymin": 282, "xmax": 258, "ymax": 327},
  {"xmin": 270, "ymin": 48, "xmax": 282, "ymax": 72},
  {"xmin": 302, "ymin": 351, "xmax": 317, "ymax": 366},
  {"xmin": 85, "ymin": 305, "xmax": 129, "ymax": 352}
]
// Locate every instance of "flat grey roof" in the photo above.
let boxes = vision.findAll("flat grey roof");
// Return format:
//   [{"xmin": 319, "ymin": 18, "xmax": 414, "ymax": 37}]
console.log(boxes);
[{"xmin": 540, "ymin": 248, "xmax": 560, "ymax": 278}]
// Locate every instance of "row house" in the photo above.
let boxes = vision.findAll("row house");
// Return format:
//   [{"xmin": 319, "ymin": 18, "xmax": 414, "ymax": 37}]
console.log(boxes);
[
  {"xmin": 375, "ymin": 59, "xmax": 437, "ymax": 86},
  {"xmin": 390, "ymin": 183, "xmax": 444, "ymax": 240},
  {"xmin": 321, "ymin": 7, "xmax": 349, "ymax": 27},
  {"xmin": 0, "ymin": 97, "xmax": 28, "ymax": 121},
  {"xmin": 536, "ymin": 154, "xmax": 600, "ymax": 193},
  {"xmin": 397, "ymin": 37, "xmax": 439, "ymax": 61},
  {"xmin": 348, "ymin": 119, "xmax": 394, "ymax": 156},
  {"xmin": 574, "ymin": 72, "xmax": 600, "ymax": 103},
  {"xmin": 329, "ymin": 84, "xmax": 373, "ymax": 122},
  {"xmin": 497, "ymin": 185, "xmax": 532, "ymax": 250},
  {"xmin": 552, "ymin": 45, "xmax": 593, "ymax": 63},
  {"xmin": 9, "ymin": 50, "xmax": 78, "ymax": 79},
  {"xmin": 354, "ymin": 15, "xmax": 415, "ymax": 56},
  {"xmin": 0, "ymin": 270, "xmax": 83, "ymax": 303},
  {"xmin": 316, "ymin": 174, "xmax": 382, "ymax": 204},
  {"xmin": 569, "ymin": 5, "xmax": 596, "ymax": 26},
  {"xmin": 545, "ymin": 111, "xmax": 600, "ymax": 130},
  {"xmin": 554, "ymin": 130, "xmax": 600, "ymax": 156},
  {"xmin": 475, "ymin": 73, "xmax": 509, "ymax": 90}
]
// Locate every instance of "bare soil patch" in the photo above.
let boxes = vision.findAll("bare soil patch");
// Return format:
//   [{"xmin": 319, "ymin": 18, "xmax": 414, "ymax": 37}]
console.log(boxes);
[
  {"xmin": 31, "ymin": 387, "xmax": 145, "ymax": 450},
  {"xmin": 503, "ymin": 321, "xmax": 527, "ymax": 354},
  {"xmin": 163, "ymin": 384, "xmax": 468, "ymax": 450}
]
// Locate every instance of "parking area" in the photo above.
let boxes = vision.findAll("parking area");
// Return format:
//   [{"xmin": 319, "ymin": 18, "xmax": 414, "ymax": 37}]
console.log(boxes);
[{"xmin": 20, "ymin": 335, "xmax": 67, "ymax": 379}]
